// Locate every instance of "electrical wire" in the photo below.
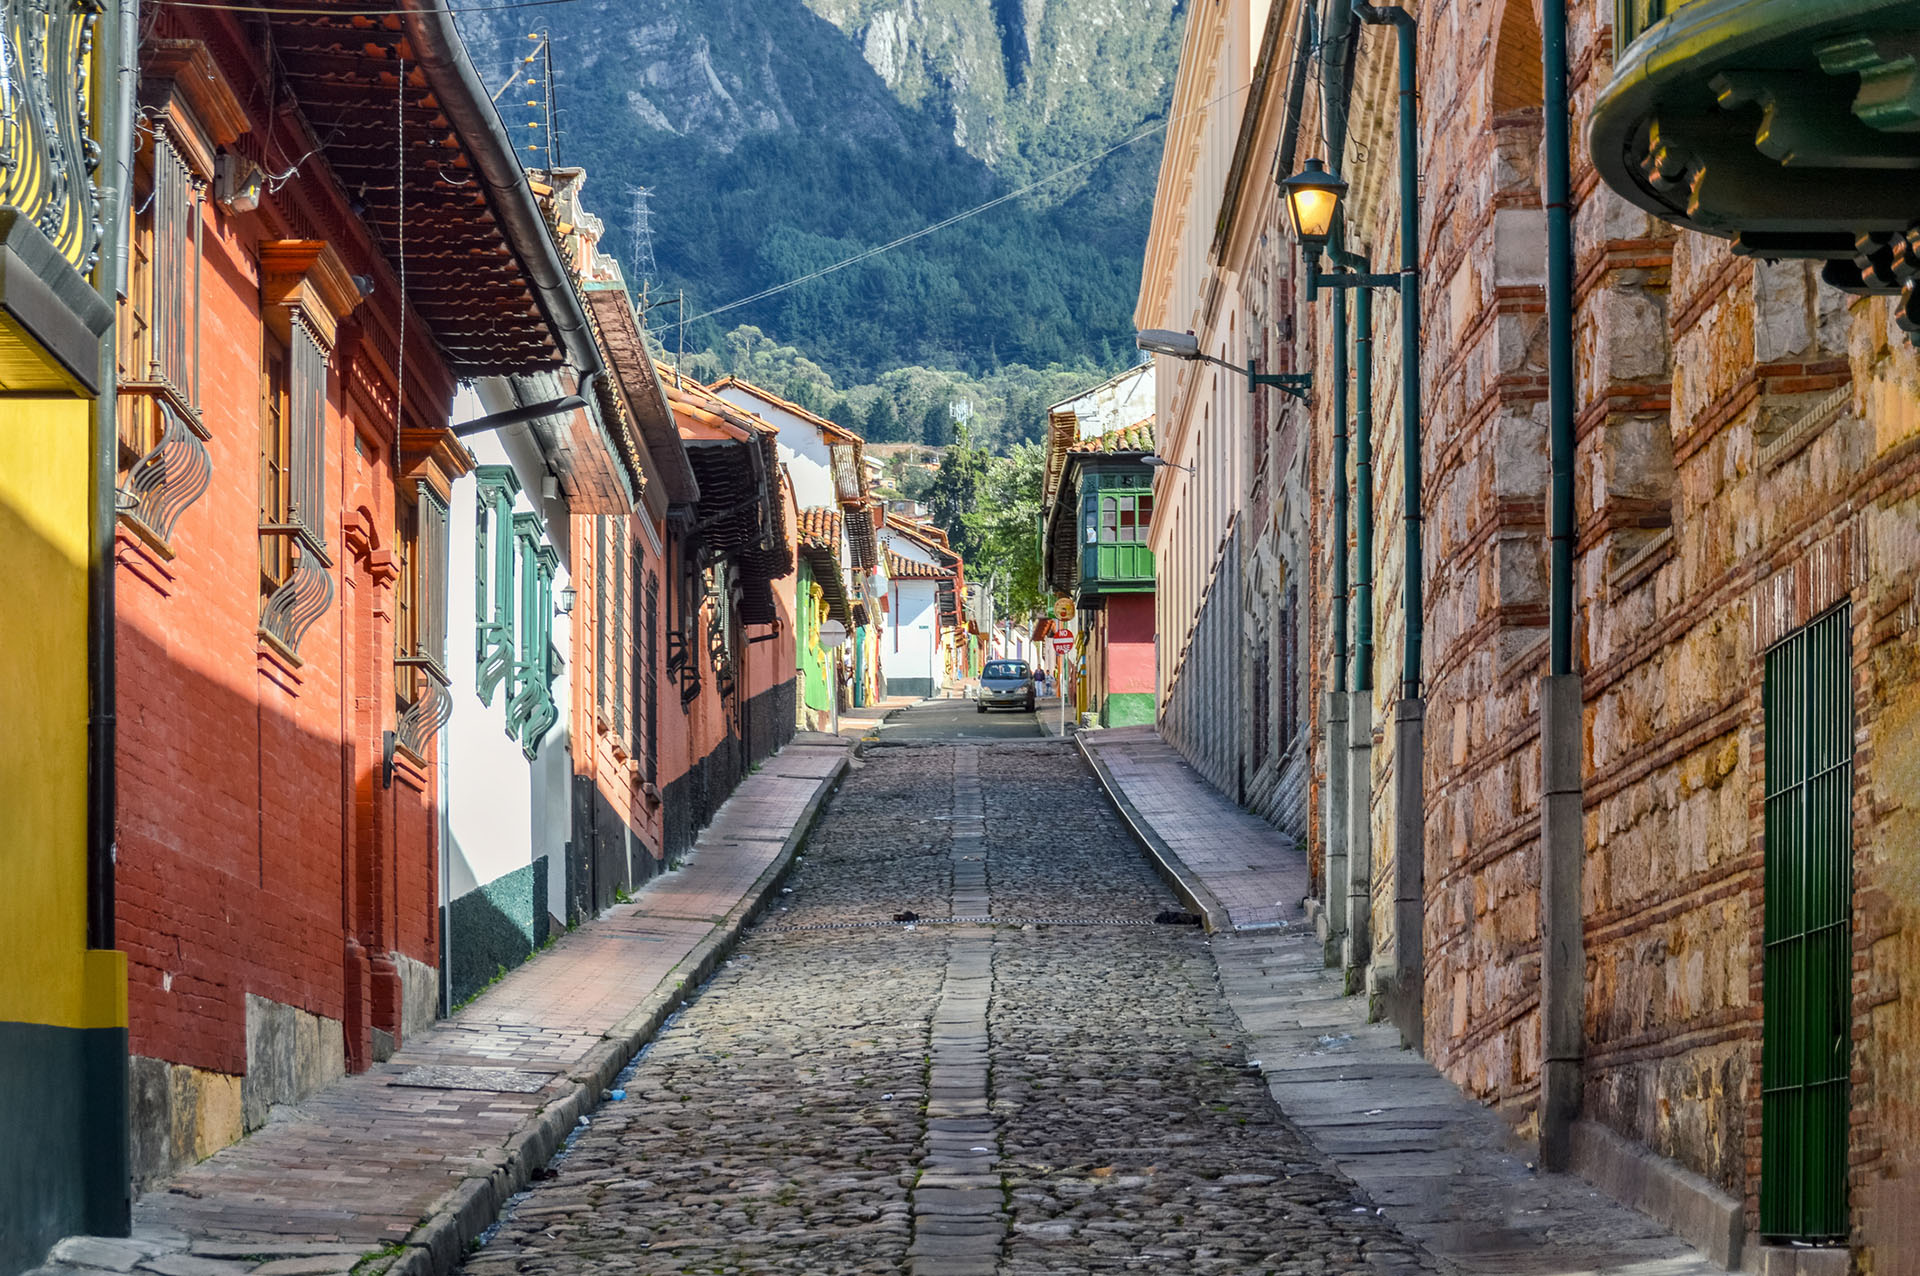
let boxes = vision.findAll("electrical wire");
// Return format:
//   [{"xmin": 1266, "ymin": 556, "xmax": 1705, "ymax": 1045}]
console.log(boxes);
[
  {"xmin": 681, "ymin": 62, "xmax": 1339, "ymax": 329},
  {"xmin": 151, "ymin": 0, "xmax": 578, "ymax": 15}
]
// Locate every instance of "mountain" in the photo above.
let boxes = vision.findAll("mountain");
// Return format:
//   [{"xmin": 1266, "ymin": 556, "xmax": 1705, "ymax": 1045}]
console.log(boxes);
[{"xmin": 457, "ymin": 0, "xmax": 1183, "ymax": 422}]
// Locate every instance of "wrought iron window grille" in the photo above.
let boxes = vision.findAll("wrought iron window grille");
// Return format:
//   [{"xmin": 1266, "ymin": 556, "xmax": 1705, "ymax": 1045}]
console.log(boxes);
[
  {"xmin": 395, "ymin": 482, "xmax": 453, "ymax": 760},
  {"xmin": 258, "ymin": 318, "xmax": 333, "ymax": 658},
  {"xmin": 504, "ymin": 513, "xmax": 559, "ymax": 759},
  {"xmin": 119, "ymin": 129, "xmax": 212, "ymax": 547}
]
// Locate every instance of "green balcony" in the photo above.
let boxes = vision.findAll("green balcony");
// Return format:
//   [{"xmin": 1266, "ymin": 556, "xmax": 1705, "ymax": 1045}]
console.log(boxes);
[
  {"xmin": 1591, "ymin": 0, "xmax": 1920, "ymax": 259},
  {"xmin": 1078, "ymin": 472, "xmax": 1155, "ymax": 595}
]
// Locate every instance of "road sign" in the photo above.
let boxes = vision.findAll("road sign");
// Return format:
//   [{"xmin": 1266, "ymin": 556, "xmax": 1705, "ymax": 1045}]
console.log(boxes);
[
  {"xmin": 1049, "ymin": 633, "xmax": 1074, "ymax": 655},
  {"xmin": 1054, "ymin": 597, "xmax": 1076, "ymax": 621},
  {"xmin": 818, "ymin": 619, "xmax": 849, "ymax": 649}
]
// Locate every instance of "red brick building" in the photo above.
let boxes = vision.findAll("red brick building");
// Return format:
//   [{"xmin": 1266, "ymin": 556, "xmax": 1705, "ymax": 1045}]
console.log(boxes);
[{"xmin": 111, "ymin": 6, "xmax": 591, "ymax": 1186}]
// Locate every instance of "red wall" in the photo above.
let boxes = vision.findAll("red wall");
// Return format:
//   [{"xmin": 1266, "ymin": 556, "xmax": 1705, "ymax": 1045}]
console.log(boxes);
[
  {"xmin": 115, "ymin": 10, "xmax": 449, "ymax": 1077},
  {"xmin": 1106, "ymin": 592, "xmax": 1157, "ymax": 695}
]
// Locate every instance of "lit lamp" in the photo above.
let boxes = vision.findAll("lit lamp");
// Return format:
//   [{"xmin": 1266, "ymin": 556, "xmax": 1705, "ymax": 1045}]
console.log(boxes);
[{"xmin": 1280, "ymin": 158, "xmax": 1347, "ymax": 249}]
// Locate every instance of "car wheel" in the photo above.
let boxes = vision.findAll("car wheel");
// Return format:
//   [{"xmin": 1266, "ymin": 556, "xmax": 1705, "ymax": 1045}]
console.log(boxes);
[
  {"xmin": 1025, "ymin": 697, "xmax": 1035, "ymax": 713},
  {"xmin": 976, "ymin": 703, "xmax": 986, "ymax": 713}
]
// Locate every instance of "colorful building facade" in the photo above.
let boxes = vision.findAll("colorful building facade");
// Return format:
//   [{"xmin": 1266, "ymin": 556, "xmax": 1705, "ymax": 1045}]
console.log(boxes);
[{"xmin": 1, "ymin": 1, "xmax": 130, "ymax": 1262}]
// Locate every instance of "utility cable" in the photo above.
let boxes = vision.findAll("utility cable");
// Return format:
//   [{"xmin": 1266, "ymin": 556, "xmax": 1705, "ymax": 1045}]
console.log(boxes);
[{"xmin": 680, "ymin": 68, "xmax": 1299, "ymax": 329}]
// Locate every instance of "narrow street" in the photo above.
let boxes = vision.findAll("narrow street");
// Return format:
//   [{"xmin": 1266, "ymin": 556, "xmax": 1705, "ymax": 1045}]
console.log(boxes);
[{"xmin": 461, "ymin": 706, "xmax": 1432, "ymax": 1276}]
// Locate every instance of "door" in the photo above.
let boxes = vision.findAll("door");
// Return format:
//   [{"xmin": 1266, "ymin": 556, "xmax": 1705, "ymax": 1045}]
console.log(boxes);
[{"xmin": 1760, "ymin": 604, "xmax": 1852, "ymax": 1240}]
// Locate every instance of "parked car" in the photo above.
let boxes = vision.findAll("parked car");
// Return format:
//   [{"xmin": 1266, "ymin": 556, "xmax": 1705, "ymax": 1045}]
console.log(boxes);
[{"xmin": 977, "ymin": 660, "xmax": 1035, "ymax": 713}]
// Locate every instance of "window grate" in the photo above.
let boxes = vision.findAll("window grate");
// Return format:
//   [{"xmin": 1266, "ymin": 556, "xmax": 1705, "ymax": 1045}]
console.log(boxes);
[{"xmin": 1761, "ymin": 604, "xmax": 1853, "ymax": 1241}]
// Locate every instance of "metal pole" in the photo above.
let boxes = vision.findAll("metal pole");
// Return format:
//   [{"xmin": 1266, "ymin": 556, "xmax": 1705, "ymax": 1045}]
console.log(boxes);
[
  {"xmin": 1538, "ymin": 0, "xmax": 1585, "ymax": 1173},
  {"xmin": 1353, "ymin": 0, "xmax": 1424, "ymax": 1051},
  {"xmin": 1331, "ymin": 281, "xmax": 1350, "ymax": 694}
]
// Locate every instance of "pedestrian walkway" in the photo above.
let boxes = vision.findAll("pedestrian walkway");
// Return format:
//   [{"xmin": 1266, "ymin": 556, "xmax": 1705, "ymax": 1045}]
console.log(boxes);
[
  {"xmin": 32, "ymin": 737, "xmax": 850, "ymax": 1276},
  {"xmin": 1079, "ymin": 723, "xmax": 1308, "ymax": 927},
  {"xmin": 1078, "ymin": 725, "xmax": 1725, "ymax": 1276}
]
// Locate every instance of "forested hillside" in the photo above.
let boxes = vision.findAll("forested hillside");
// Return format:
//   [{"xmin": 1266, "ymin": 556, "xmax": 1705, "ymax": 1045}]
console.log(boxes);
[{"xmin": 458, "ymin": 0, "xmax": 1182, "ymax": 447}]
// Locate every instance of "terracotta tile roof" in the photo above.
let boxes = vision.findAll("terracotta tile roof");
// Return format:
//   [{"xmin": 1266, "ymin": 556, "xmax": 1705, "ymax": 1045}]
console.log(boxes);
[
  {"xmin": 1068, "ymin": 417, "xmax": 1157, "ymax": 454},
  {"xmin": 708, "ymin": 376, "xmax": 865, "ymax": 444},
  {"xmin": 798, "ymin": 506, "xmax": 842, "ymax": 549},
  {"xmin": 887, "ymin": 550, "xmax": 950, "ymax": 580}
]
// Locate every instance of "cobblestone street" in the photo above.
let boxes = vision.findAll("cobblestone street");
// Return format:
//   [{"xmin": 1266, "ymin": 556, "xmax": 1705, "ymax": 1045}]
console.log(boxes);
[{"xmin": 462, "ymin": 730, "xmax": 1432, "ymax": 1276}]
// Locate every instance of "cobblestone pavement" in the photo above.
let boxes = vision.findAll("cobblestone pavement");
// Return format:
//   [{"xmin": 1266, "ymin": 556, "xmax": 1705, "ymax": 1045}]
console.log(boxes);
[{"xmin": 462, "ymin": 732, "xmax": 1434, "ymax": 1276}]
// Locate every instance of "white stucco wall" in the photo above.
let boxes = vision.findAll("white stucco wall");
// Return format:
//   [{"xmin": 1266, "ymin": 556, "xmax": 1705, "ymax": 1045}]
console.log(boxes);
[{"xmin": 443, "ymin": 385, "xmax": 574, "ymax": 925}]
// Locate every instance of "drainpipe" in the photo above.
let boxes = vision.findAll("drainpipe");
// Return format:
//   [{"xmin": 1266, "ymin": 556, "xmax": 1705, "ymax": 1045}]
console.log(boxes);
[
  {"xmin": 1538, "ymin": 0, "xmax": 1585, "ymax": 1173},
  {"xmin": 83, "ymin": 0, "xmax": 138, "ymax": 1237},
  {"xmin": 1321, "ymin": 273, "xmax": 1351, "ymax": 958},
  {"xmin": 1317, "ymin": 0, "xmax": 1366, "ymax": 987},
  {"xmin": 1352, "ymin": 0, "xmax": 1424, "ymax": 1051},
  {"xmin": 1326, "ymin": 241, "xmax": 1374, "ymax": 987}
]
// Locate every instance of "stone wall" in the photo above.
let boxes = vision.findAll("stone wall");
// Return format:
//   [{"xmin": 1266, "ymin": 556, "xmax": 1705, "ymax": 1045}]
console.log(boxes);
[{"xmin": 1297, "ymin": 0, "xmax": 1920, "ymax": 1261}]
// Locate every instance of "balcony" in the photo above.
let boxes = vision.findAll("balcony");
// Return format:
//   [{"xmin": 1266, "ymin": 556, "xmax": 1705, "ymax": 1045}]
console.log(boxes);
[{"xmin": 1590, "ymin": 0, "xmax": 1920, "ymax": 260}]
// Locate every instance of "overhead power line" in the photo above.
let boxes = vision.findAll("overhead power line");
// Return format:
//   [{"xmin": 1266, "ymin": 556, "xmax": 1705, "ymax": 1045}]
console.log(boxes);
[{"xmin": 680, "ymin": 74, "xmax": 1263, "ymax": 329}]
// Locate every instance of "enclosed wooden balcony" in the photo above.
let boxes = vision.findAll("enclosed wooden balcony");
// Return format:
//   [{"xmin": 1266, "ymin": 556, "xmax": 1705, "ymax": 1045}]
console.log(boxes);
[{"xmin": 1590, "ymin": 0, "xmax": 1920, "ymax": 260}]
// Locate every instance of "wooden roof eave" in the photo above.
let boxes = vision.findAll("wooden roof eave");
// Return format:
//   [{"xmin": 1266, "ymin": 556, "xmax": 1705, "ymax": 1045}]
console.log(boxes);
[{"xmin": 586, "ymin": 283, "xmax": 697, "ymax": 508}]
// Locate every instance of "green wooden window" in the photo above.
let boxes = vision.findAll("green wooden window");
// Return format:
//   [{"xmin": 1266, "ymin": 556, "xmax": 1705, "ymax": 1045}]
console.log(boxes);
[
  {"xmin": 1761, "ymin": 604, "xmax": 1853, "ymax": 1241},
  {"xmin": 506, "ymin": 513, "xmax": 559, "ymax": 759},
  {"xmin": 474, "ymin": 466, "xmax": 520, "ymax": 706},
  {"xmin": 1082, "ymin": 480, "xmax": 1154, "ymax": 584}
]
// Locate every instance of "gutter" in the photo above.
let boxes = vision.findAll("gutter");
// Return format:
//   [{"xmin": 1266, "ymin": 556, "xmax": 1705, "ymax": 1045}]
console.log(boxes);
[{"xmin": 399, "ymin": 0, "xmax": 601, "ymax": 382}]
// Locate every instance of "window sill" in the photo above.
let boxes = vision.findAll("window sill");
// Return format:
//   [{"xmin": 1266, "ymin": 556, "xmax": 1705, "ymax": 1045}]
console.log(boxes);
[
  {"xmin": 115, "ymin": 520, "xmax": 177, "ymax": 597},
  {"xmin": 256, "ymin": 631, "xmax": 305, "ymax": 692},
  {"xmin": 1608, "ymin": 526, "xmax": 1674, "ymax": 600}
]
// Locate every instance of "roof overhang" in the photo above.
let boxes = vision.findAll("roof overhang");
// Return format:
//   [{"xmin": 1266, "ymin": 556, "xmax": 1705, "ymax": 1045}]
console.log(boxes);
[{"xmin": 263, "ymin": 0, "xmax": 599, "ymax": 377}]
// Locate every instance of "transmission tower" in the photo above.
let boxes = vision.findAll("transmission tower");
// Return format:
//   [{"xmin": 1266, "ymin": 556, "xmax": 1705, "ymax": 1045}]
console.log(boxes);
[{"xmin": 628, "ymin": 186, "xmax": 660, "ymax": 292}]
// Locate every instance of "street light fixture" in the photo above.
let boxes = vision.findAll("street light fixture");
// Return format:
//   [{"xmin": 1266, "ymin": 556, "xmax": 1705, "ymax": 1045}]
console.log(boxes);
[
  {"xmin": 1280, "ymin": 158, "xmax": 1347, "ymax": 248},
  {"xmin": 1140, "ymin": 455, "xmax": 1195, "ymax": 474},
  {"xmin": 1134, "ymin": 330, "xmax": 1313, "ymax": 404}
]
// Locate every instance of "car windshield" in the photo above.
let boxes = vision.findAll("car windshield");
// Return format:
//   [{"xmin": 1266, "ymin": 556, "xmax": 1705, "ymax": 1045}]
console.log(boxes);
[{"xmin": 982, "ymin": 662, "xmax": 1028, "ymax": 681}]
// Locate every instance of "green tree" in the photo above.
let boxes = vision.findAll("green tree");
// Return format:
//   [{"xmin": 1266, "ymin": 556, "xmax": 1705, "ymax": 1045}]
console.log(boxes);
[
  {"xmin": 922, "ymin": 426, "xmax": 990, "ymax": 561},
  {"xmin": 962, "ymin": 441, "xmax": 1048, "ymax": 620}
]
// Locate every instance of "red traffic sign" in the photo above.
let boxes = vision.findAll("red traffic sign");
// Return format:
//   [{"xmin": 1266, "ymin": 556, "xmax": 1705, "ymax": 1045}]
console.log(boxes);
[{"xmin": 1049, "ymin": 633, "xmax": 1074, "ymax": 654}]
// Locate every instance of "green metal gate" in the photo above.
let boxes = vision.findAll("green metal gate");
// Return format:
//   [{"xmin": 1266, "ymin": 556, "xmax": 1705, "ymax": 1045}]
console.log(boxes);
[{"xmin": 1761, "ymin": 604, "xmax": 1853, "ymax": 1240}]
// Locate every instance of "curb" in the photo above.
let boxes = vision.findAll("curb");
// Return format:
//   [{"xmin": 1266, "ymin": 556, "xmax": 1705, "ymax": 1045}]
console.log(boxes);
[
  {"xmin": 387, "ymin": 747, "xmax": 852, "ymax": 1276},
  {"xmin": 1073, "ymin": 733, "xmax": 1231, "ymax": 934}
]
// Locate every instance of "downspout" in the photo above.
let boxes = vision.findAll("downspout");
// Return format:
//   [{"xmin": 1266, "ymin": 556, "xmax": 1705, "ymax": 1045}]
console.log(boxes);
[
  {"xmin": 1352, "ymin": 0, "xmax": 1425, "ymax": 1050},
  {"xmin": 84, "ymin": 0, "xmax": 138, "ymax": 1237},
  {"xmin": 1328, "ymin": 239, "xmax": 1374, "ymax": 982},
  {"xmin": 1537, "ymin": 0, "xmax": 1585, "ymax": 1173}
]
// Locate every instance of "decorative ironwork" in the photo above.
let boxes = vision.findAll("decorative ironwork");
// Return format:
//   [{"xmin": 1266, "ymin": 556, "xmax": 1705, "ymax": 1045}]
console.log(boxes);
[
  {"xmin": 118, "ymin": 131, "xmax": 210, "ymax": 542},
  {"xmin": 505, "ymin": 513, "xmax": 558, "ymax": 759},
  {"xmin": 707, "ymin": 565, "xmax": 736, "ymax": 701},
  {"xmin": 259, "ymin": 320, "xmax": 333, "ymax": 656},
  {"xmin": 122, "ymin": 393, "xmax": 209, "ymax": 542},
  {"xmin": 395, "ymin": 483, "xmax": 451, "ymax": 759},
  {"xmin": 0, "ymin": 0, "xmax": 104, "ymax": 274}
]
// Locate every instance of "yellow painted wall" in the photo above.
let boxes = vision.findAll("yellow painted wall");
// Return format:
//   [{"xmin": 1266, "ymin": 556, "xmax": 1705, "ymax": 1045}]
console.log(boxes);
[{"xmin": 0, "ymin": 394, "xmax": 125, "ymax": 1031}]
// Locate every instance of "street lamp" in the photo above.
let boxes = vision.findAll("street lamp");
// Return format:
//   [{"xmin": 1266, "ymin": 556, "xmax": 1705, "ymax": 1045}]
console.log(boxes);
[
  {"xmin": 1135, "ymin": 330, "xmax": 1313, "ymax": 404},
  {"xmin": 1140, "ymin": 455, "xmax": 1195, "ymax": 474},
  {"xmin": 1280, "ymin": 158, "xmax": 1346, "ymax": 248}
]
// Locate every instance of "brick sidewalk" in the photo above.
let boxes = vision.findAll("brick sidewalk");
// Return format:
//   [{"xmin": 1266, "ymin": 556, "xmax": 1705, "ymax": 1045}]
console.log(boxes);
[
  {"xmin": 34, "ymin": 737, "xmax": 849, "ymax": 1276},
  {"xmin": 1079, "ymin": 724, "xmax": 1309, "ymax": 927},
  {"xmin": 1077, "ymin": 725, "xmax": 1724, "ymax": 1276}
]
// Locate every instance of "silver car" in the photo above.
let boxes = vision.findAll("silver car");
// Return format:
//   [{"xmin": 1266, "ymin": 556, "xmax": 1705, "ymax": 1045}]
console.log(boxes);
[{"xmin": 976, "ymin": 660, "xmax": 1035, "ymax": 713}]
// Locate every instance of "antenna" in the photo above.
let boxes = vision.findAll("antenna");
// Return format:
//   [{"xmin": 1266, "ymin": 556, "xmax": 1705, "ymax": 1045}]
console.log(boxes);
[
  {"xmin": 517, "ymin": 33, "xmax": 550, "ymax": 167},
  {"xmin": 628, "ymin": 186, "xmax": 659, "ymax": 292}
]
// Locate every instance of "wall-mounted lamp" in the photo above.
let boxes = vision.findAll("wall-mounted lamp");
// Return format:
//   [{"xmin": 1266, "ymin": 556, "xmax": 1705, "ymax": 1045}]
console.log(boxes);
[
  {"xmin": 1140, "ymin": 455, "xmax": 1196, "ymax": 474},
  {"xmin": 555, "ymin": 586, "xmax": 576, "ymax": 615},
  {"xmin": 216, "ymin": 154, "xmax": 264, "ymax": 213},
  {"xmin": 1280, "ymin": 158, "xmax": 1346, "ymax": 248},
  {"xmin": 1136, "ymin": 329, "xmax": 1313, "ymax": 404}
]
